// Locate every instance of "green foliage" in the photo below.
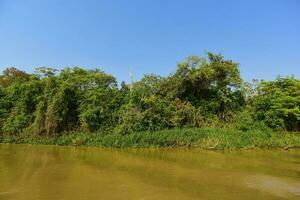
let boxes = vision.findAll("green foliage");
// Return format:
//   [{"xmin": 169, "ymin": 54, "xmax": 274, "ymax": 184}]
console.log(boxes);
[
  {"xmin": 45, "ymin": 86, "xmax": 78, "ymax": 135},
  {"xmin": 2, "ymin": 79, "xmax": 42, "ymax": 134},
  {"xmin": 0, "ymin": 67, "xmax": 30, "ymax": 87},
  {"xmin": 159, "ymin": 52, "xmax": 244, "ymax": 121},
  {"xmin": 252, "ymin": 77, "xmax": 300, "ymax": 131},
  {"xmin": 234, "ymin": 108, "xmax": 269, "ymax": 132},
  {"xmin": 0, "ymin": 87, "xmax": 8, "ymax": 133},
  {"xmin": 0, "ymin": 52, "xmax": 299, "ymax": 140},
  {"xmin": 2, "ymin": 128, "xmax": 300, "ymax": 150},
  {"xmin": 33, "ymin": 99, "xmax": 47, "ymax": 135},
  {"xmin": 115, "ymin": 74, "xmax": 203, "ymax": 134},
  {"xmin": 79, "ymin": 87, "xmax": 120, "ymax": 132}
]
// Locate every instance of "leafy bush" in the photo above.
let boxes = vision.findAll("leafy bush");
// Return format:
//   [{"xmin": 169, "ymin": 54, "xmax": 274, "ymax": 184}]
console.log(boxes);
[
  {"xmin": 252, "ymin": 77, "xmax": 300, "ymax": 131},
  {"xmin": 234, "ymin": 108, "xmax": 269, "ymax": 132}
]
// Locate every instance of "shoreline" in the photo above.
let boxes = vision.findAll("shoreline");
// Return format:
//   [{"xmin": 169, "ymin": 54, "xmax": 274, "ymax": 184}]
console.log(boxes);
[{"xmin": 1, "ymin": 128, "xmax": 300, "ymax": 150}]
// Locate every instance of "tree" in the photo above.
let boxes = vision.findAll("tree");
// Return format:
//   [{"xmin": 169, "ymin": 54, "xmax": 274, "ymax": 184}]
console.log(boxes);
[
  {"xmin": 159, "ymin": 52, "xmax": 244, "ymax": 121},
  {"xmin": 2, "ymin": 79, "xmax": 42, "ymax": 134},
  {"xmin": 253, "ymin": 77, "xmax": 300, "ymax": 131},
  {"xmin": 0, "ymin": 67, "xmax": 30, "ymax": 87}
]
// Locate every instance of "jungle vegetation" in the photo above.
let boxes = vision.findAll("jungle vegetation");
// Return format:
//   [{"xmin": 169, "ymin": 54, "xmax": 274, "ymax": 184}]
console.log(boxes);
[{"xmin": 0, "ymin": 53, "xmax": 299, "ymax": 148}]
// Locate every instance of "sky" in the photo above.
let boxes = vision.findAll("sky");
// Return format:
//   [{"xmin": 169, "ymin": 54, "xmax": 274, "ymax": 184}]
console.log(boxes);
[{"xmin": 0, "ymin": 0, "xmax": 299, "ymax": 83}]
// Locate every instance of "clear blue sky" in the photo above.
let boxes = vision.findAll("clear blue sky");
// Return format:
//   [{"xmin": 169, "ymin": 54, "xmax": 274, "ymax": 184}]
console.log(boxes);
[{"xmin": 0, "ymin": 0, "xmax": 299, "ymax": 82}]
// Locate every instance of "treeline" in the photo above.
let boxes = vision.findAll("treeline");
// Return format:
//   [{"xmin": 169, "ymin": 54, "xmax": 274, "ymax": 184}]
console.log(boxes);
[{"xmin": 0, "ymin": 52, "xmax": 299, "ymax": 138}]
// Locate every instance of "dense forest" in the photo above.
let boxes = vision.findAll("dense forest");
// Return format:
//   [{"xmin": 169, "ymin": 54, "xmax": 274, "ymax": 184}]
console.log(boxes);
[{"xmin": 0, "ymin": 52, "xmax": 299, "ymax": 142}]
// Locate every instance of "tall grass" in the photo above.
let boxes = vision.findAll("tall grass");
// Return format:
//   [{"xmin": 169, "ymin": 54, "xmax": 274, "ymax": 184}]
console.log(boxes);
[{"xmin": 1, "ymin": 127, "xmax": 300, "ymax": 150}]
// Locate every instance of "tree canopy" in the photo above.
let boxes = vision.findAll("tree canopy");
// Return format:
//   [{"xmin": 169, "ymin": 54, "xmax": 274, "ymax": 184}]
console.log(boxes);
[{"xmin": 0, "ymin": 52, "xmax": 299, "ymax": 136}]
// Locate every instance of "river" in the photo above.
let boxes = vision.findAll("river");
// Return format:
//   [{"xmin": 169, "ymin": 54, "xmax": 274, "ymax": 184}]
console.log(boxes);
[{"xmin": 0, "ymin": 144, "xmax": 300, "ymax": 200}]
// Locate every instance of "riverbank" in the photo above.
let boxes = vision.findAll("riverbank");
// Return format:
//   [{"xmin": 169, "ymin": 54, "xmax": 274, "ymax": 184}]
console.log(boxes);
[{"xmin": 1, "ymin": 128, "xmax": 300, "ymax": 150}]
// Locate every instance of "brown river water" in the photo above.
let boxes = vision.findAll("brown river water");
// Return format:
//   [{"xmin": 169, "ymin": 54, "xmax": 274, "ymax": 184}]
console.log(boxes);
[{"xmin": 0, "ymin": 144, "xmax": 300, "ymax": 200}]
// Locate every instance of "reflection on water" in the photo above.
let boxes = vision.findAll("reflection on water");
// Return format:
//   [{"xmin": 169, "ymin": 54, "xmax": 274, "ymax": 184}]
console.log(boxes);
[
  {"xmin": 246, "ymin": 175, "xmax": 300, "ymax": 198},
  {"xmin": 0, "ymin": 144, "xmax": 300, "ymax": 200}
]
